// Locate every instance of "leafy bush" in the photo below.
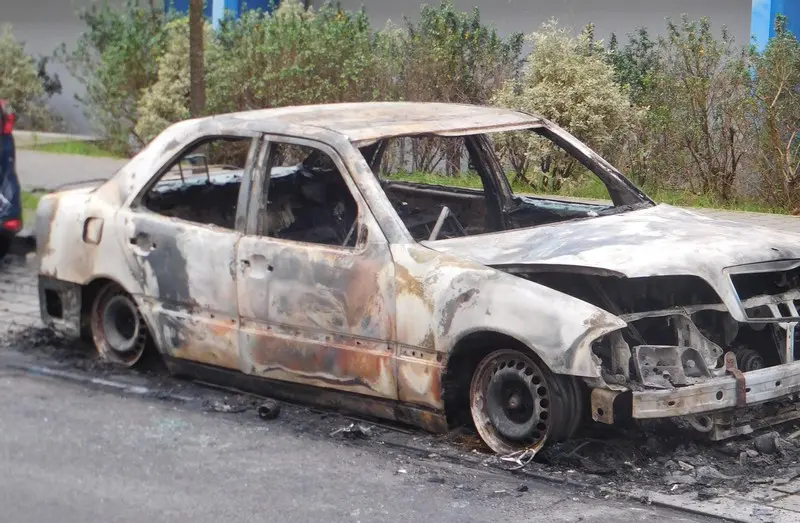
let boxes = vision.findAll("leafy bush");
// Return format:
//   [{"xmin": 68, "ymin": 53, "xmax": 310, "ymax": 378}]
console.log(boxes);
[
  {"xmin": 606, "ymin": 27, "xmax": 660, "ymax": 105},
  {"xmin": 58, "ymin": 1, "xmax": 800, "ymax": 215},
  {"xmin": 59, "ymin": 0, "xmax": 170, "ymax": 153},
  {"xmin": 208, "ymin": 0, "xmax": 382, "ymax": 114},
  {"xmin": 750, "ymin": 15, "xmax": 800, "ymax": 209},
  {"xmin": 135, "ymin": 17, "xmax": 216, "ymax": 143},
  {"xmin": 642, "ymin": 16, "xmax": 750, "ymax": 201},
  {"xmin": 492, "ymin": 20, "xmax": 639, "ymax": 190},
  {"xmin": 398, "ymin": 1, "xmax": 523, "ymax": 104},
  {"xmin": 0, "ymin": 25, "xmax": 54, "ymax": 130}
]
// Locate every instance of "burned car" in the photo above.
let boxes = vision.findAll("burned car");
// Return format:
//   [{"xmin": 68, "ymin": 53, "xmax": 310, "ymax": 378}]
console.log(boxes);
[{"xmin": 36, "ymin": 103, "xmax": 800, "ymax": 454}]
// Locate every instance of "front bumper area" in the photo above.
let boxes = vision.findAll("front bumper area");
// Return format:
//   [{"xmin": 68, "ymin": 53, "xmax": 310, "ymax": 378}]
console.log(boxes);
[{"xmin": 632, "ymin": 359, "xmax": 800, "ymax": 418}]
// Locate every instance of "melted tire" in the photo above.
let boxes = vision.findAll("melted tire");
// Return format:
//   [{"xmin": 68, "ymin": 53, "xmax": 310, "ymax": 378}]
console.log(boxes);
[
  {"xmin": 469, "ymin": 349, "xmax": 578, "ymax": 454},
  {"xmin": 90, "ymin": 283, "xmax": 147, "ymax": 367}
]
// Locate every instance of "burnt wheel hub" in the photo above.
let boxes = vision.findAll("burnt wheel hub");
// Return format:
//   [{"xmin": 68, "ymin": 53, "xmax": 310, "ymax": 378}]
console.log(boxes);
[
  {"xmin": 485, "ymin": 362, "xmax": 548, "ymax": 441},
  {"xmin": 102, "ymin": 295, "xmax": 141, "ymax": 354},
  {"xmin": 470, "ymin": 349, "xmax": 557, "ymax": 454}
]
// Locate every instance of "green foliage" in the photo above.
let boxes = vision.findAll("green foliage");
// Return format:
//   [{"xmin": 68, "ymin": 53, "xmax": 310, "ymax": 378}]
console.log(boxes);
[
  {"xmin": 208, "ymin": 0, "xmax": 382, "ymax": 113},
  {"xmin": 136, "ymin": 17, "xmax": 216, "ymax": 143},
  {"xmin": 749, "ymin": 14, "xmax": 800, "ymax": 209},
  {"xmin": 606, "ymin": 27, "xmax": 660, "ymax": 104},
  {"xmin": 398, "ymin": 1, "xmax": 524, "ymax": 104},
  {"xmin": 56, "ymin": 3, "xmax": 800, "ymax": 215},
  {"xmin": 644, "ymin": 16, "xmax": 750, "ymax": 201},
  {"xmin": 0, "ymin": 25, "xmax": 54, "ymax": 130},
  {"xmin": 59, "ymin": 0, "xmax": 170, "ymax": 153},
  {"xmin": 492, "ymin": 20, "xmax": 640, "ymax": 191}
]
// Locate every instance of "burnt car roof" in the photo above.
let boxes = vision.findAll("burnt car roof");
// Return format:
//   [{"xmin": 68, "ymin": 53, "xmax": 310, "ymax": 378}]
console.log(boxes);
[{"xmin": 219, "ymin": 102, "xmax": 544, "ymax": 143}]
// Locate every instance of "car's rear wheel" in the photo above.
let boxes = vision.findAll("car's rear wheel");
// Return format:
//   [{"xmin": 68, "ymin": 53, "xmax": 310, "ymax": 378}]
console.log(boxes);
[
  {"xmin": 90, "ymin": 282, "xmax": 147, "ymax": 367},
  {"xmin": 469, "ymin": 348, "xmax": 582, "ymax": 454}
]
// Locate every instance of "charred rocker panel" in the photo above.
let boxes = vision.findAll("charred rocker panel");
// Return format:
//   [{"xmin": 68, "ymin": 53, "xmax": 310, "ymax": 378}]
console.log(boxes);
[{"xmin": 165, "ymin": 357, "xmax": 449, "ymax": 434}]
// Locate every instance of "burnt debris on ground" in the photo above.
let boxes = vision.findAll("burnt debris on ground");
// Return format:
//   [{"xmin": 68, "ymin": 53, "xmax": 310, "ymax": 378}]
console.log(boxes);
[{"xmin": 4, "ymin": 325, "xmax": 800, "ymax": 504}]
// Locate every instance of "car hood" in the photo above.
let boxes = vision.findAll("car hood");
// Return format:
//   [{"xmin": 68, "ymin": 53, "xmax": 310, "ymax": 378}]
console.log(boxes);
[{"xmin": 423, "ymin": 204, "xmax": 800, "ymax": 280}]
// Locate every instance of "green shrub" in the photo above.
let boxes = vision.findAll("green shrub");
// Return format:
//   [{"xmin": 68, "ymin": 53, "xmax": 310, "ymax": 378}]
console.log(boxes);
[
  {"xmin": 398, "ymin": 1, "xmax": 523, "ymax": 105},
  {"xmin": 59, "ymin": 0, "xmax": 170, "ymax": 153},
  {"xmin": 644, "ymin": 16, "xmax": 750, "ymax": 202},
  {"xmin": 208, "ymin": 0, "xmax": 382, "ymax": 114},
  {"xmin": 750, "ymin": 15, "xmax": 800, "ymax": 209},
  {"xmin": 492, "ymin": 20, "xmax": 640, "ymax": 191},
  {"xmin": 135, "ymin": 17, "xmax": 216, "ymax": 143}
]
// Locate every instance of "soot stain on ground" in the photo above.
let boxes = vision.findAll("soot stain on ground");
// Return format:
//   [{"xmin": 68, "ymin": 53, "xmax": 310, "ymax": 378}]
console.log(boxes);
[{"xmin": 5, "ymin": 324, "xmax": 800, "ymax": 505}]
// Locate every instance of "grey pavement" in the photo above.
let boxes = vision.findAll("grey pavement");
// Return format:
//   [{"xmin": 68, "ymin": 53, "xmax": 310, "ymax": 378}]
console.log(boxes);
[
  {"xmin": 0, "ymin": 357, "xmax": 716, "ymax": 523},
  {"xmin": 16, "ymin": 149, "xmax": 127, "ymax": 191},
  {"xmin": 0, "ymin": 254, "xmax": 40, "ymax": 332},
  {"xmin": 1, "ymin": 256, "xmax": 799, "ymax": 522}
]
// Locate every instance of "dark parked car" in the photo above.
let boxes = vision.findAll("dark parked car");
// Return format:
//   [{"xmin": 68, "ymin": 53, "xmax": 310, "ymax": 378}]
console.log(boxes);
[{"xmin": 0, "ymin": 99, "xmax": 22, "ymax": 259}]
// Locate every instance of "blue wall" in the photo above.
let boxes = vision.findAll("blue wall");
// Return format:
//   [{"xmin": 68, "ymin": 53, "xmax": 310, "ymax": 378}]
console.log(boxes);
[
  {"xmin": 169, "ymin": 0, "xmax": 212, "ymax": 18},
  {"xmin": 170, "ymin": 0, "xmax": 278, "ymax": 28},
  {"xmin": 751, "ymin": 0, "xmax": 800, "ymax": 51}
]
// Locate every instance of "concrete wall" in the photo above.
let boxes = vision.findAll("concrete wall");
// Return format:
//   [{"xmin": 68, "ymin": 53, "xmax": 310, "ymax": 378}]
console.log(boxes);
[
  {"xmin": 4, "ymin": 0, "xmax": 753, "ymax": 133},
  {"xmin": 1, "ymin": 0, "xmax": 147, "ymax": 133},
  {"xmin": 337, "ymin": 0, "xmax": 753, "ymax": 45}
]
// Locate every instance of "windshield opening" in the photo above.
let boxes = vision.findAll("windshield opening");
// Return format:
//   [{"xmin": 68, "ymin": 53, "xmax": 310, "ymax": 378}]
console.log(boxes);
[{"xmin": 358, "ymin": 126, "xmax": 652, "ymax": 242}]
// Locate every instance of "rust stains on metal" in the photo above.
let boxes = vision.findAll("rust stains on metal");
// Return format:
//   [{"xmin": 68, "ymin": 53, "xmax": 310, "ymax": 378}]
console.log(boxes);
[{"xmin": 35, "ymin": 101, "xmax": 800, "ymax": 451}]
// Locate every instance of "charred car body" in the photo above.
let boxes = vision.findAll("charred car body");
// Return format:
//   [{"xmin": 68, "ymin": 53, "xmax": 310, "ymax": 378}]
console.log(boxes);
[{"xmin": 36, "ymin": 103, "xmax": 800, "ymax": 453}]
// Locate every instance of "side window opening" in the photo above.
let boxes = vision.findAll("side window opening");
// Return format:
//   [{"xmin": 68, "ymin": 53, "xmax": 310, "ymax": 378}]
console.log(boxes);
[
  {"xmin": 260, "ymin": 142, "xmax": 360, "ymax": 248},
  {"xmin": 142, "ymin": 136, "xmax": 251, "ymax": 230}
]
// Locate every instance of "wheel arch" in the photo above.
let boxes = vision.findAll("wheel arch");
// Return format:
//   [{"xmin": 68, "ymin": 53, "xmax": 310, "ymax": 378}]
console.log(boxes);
[{"xmin": 80, "ymin": 276, "xmax": 159, "ymax": 357}]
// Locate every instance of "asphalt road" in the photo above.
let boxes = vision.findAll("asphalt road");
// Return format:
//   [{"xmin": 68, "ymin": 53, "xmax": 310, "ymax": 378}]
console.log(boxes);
[
  {"xmin": 0, "ymin": 369, "xmax": 716, "ymax": 523},
  {"xmin": 16, "ymin": 150, "xmax": 126, "ymax": 191}
]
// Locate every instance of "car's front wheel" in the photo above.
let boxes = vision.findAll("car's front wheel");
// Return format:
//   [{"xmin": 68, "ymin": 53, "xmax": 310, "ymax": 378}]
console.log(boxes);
[
  {"xmin": 469, "ymin": 348, "xmax": 583, "ymax": 454},
  {"xmin": 90, "ymin": 282, "xmax": 147, "ymax": 367}
]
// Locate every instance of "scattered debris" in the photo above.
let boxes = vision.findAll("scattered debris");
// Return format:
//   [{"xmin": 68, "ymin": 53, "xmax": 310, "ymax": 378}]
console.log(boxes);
[
  {"xmin": 754, "ymin": 432, "xmax": 782, "ymax": 455},
  {"xmin": 695, "ymin": 465, "xmax": 738, "ymax": 486},
  {"xmin": 396, "ymin": 468, "xmax": 408, "ymax": 475},
  {"xmin": 427, "ymin": 475, "xmax": 445, "ymax": 484},
  {"xmin": 516, "ymin": 485, "xmax": 529, "ymax": 493},
  {"xmin": 330, "ymin": 422, "xmax": 373, "ymax": 439},
  {"xmin": 696, "ymin": 488, "xmax": 719, "ymax": 501},
  {"xmin": 208, "ymin": 397, "xmax": 250, "ymax": 413},
  {"xmin": 664, "ymin": 474, "xmax": 696, "ymax": 486},
  {"xmin": 257, "ymin": 399, "xmax": 281, "ymax": 420}
]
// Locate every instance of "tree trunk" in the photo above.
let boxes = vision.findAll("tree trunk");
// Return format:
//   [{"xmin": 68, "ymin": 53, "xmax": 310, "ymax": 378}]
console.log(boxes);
[{"xmin": 189, "ymin": 0, "xmax": 206, "ymax": 117}]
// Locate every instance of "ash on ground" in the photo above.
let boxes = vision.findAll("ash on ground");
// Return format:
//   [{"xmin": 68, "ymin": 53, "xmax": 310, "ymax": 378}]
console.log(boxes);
[{"xmin": 5, "ymin": 324, "xmax": 800, "ymax": 502}]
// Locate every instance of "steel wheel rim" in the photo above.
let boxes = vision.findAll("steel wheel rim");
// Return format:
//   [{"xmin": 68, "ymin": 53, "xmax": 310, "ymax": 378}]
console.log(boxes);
[{"xmin": 470, "ymin": 350, "xmax": 552, "ymax": 453}]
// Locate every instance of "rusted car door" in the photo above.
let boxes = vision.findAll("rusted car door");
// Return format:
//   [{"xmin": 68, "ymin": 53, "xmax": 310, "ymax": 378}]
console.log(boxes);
[
  {"xmin": 123, "ymin": 133, "xmax": 260, "ymax": 370},
  {"xmin": 236, "ymin": 134, "xmax": 397, "ymax": 399}
]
